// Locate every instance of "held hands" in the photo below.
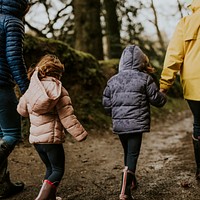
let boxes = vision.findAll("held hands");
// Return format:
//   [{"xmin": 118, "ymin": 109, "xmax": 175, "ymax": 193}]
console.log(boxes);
[{"xmin": 159, "ymin": 88, "xmax": 168, "ymax": 94}]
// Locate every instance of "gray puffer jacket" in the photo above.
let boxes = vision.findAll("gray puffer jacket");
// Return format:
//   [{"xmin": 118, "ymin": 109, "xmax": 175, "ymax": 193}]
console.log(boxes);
[
  {"xmin": 102, "ymin": 45, "xmax": 166, "ymax": 134},
  {"xmin": 0, "ymin": 0, "xmax": 29, "ymax": 93}
]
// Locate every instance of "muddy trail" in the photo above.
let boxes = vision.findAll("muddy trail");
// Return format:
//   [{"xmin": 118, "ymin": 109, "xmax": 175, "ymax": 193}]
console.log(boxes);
[{"xmin": 7, "ymin": 110, "xmax": 200, "ymax": 200}]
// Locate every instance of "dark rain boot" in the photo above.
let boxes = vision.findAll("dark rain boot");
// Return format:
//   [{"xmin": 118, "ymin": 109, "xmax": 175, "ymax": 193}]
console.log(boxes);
[
  {"xmin": 35, "ymin": 180, "xmax": 58, "ymax": 200},
  {"xmin": 0, "ymin": 159, "xmax": 24, "ymax": 199},
  {"xmin": 0, "ymin": 159, "xmax": 7, "ymax": 181},
  {"xmin": 0, "ymin": 139, "xmax": 13, "ymax": 168},
  {"xmin": 192, "ymin": 137, "xmax": 200, "ymax": 180},
  {"xmin": 131, "ymin": 174, "xmax": 138, "ymax": 190},
  {"xmin": 119, "ymin": 166, "xmax": 134, "ymax": 200}
]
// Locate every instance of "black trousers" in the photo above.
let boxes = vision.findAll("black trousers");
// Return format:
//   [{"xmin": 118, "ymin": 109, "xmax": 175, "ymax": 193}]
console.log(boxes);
[
  {"xmin": 187, "ymin": 100, "xmax": 200, "ymax": 139},
  {"xmin": 119, "ymin": 133, "xmax": 143, "ymax": 173}
]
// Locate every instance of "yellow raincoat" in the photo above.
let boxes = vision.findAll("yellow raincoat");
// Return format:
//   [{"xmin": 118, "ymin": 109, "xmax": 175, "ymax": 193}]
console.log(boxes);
[{"xmin": 160, "ymin": 0, "xmax": 200, "ymax": 100}]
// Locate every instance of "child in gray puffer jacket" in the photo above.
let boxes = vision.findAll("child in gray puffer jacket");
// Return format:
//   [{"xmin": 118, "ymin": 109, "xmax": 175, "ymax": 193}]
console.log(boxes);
[{"xmin": 102, "ymin": 45, "xmax": 166, "ymax": 200}]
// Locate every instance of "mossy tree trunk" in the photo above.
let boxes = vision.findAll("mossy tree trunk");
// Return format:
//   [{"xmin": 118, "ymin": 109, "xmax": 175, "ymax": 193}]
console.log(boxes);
[{"xmin": 73, "ymin": 0, "xmax": 104, "ymax": 60}]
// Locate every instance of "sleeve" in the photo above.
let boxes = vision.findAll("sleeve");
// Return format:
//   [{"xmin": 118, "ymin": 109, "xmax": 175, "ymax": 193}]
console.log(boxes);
[
  {"xmin": 17, "ymin": 95, "xmax": 29, "ymax": 117},
  {"xmin": 102, "ymin": 84, "xmax": 112, "ymax": 115},
  {"xmin": 160, "ymin": 19, "xmax": 184, "ymax": 91},
  {"xmin": 146, "ymin": 76, "xmax": 167, "ymax": 107},
  {"xmin": 56, "ymin": 89, "xmax": 88, "ymax": 142},
  {"xmin": 5, "ymin": 18, "xmax": 29, "ymax": 94}
]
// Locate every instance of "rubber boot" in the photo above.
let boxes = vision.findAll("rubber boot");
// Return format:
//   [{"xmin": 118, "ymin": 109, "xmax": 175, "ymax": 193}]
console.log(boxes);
[
  {"xmin": 119, "ymin": 166, "xmax": 134, "ymax": 200},
  {"xmin": 0, "ymin": 159, "xmax": 24, "ymax": 199},
  {"xmin": 131, "ymin": 174, "xmax": 138, "ymax": 190},
  {"xmin": 35, "ymin": 180, "xmax": 62, "ymax": 200},
  {"xmin": 0, "ymin": 159, "xmax": 7, "ymax": 181},
  {"xmin": 0, "ymin": 139, "xmax": 13, "ymax": 168},
  {"xmin": 192, "ymin": 136, "xmax": 200, "ymax": 180}
]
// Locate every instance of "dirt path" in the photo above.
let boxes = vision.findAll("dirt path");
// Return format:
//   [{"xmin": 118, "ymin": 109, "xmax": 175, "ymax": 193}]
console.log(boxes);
[{"xmin": 8, "ymin": 110, "xmax": 200, "ymax": 200}]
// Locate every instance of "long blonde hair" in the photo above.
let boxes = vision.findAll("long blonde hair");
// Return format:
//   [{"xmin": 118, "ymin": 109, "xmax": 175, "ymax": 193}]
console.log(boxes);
[{"xmin": 28, "ymin": 54, "xmax": 64, "ymax": 80}]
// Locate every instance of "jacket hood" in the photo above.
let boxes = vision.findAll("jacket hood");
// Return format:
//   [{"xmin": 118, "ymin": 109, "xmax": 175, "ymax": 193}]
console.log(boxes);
[
  {"xmin": 26, "ymin": 71, "xmax": 62, "ymax": 114},
  {"xmin": 189, "ymin": 0, "xmax": 200, "ymax": 12},
  {"xmin": 0, "ymin": 0, "xmax": 29, "ymax": 19},
  {"xmin": 118, "ymin": 45, "xmax": 147, "ymax": 72}
]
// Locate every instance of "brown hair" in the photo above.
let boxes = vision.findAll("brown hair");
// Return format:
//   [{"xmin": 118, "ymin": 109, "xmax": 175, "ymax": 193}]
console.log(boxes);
[
  {"xmin": 28, "ymin": 54, "xmax": 64, "ymax": 80},
  {"xmin": 142, "ymin": 54, "xmax": 155, "ymax": 74}
]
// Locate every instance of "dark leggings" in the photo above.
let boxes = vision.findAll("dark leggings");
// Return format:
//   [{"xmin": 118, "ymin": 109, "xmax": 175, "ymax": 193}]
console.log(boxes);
[
  {"xmin": 34, "ymin": 144, "xmax": 65, "ymax": 186},
  {"xmin": 119, "ymin": 133, "xmax": 143, "ymax": 173},
  {"xmin": 187, "ymin": 100, "xmax": 200, "ymax": 139}
]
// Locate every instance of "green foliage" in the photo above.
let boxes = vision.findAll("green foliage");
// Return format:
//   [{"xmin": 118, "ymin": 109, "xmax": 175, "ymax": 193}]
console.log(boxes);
[{"xmin": 24, "ymin": 35, "xmax": 103, "ymax": 90}]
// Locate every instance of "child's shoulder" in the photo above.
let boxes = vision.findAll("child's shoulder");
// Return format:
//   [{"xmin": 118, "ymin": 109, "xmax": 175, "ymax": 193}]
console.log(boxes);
[
  {"xmin": 139, "ymin": 71, "xmax": 153, "ymax": 80},
  {"xmin": 107, "ymin": 73, "xmax": 119, "ymax": 83}
]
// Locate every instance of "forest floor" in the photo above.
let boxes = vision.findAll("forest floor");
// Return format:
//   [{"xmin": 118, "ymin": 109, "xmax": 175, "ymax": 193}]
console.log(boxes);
[{"xmin": 7, "ymin": 105, "xmax": 200, "ymax": 200}]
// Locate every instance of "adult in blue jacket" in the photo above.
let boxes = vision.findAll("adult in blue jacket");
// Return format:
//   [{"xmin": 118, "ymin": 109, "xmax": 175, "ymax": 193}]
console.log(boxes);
[{"xmin": 0, "ymin": 0, "xmax": 30, "ymax": 198}]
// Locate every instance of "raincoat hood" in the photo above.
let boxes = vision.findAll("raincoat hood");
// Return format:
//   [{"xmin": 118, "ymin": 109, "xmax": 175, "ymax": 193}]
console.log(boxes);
[
  {"xmin": 118, "ymin": 45, "xmax": 147, "ymax": 72},
  {"xmin": 26, "ymin": 71, "xmax": 62, "ymax": 114},
  {"xmin": 189, "ymin": 0, "xmax": 200, "ymax": 12},
  {"xmin": 0, "ymin": 0, "xmax": 29, "ymax": 19}
]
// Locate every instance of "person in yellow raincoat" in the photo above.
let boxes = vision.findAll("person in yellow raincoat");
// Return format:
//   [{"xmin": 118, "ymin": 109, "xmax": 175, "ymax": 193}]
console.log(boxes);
[{"xmin": 160, "ymin": 0, "xmax": 200, "ymax": 180}]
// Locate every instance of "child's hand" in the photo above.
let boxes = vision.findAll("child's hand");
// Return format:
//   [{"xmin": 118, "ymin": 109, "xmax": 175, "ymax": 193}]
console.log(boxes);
[{"xmin": 159, "ymin": 88, "xmax": 167, "ymax": 94}]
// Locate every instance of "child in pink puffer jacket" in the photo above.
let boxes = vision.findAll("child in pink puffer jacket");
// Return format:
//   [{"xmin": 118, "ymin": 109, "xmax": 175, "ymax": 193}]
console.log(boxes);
[{"xmin": 17, "ymin": 54, "xmax": 88, "ymax": 200}]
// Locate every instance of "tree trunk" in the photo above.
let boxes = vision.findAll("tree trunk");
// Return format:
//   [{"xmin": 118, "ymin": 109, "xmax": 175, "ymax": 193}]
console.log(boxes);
[
  {"xmin": 103, "ymin": 0, "xmax": 122, "ymax": 59},
  {"xmin": 73, "ymin": 0, "xmax": 104, "ymax": 60},
  {"xmin": 150, "ymin": 0, "xmax": 165, "ymax": 50},
  {"xmin": 176, "ymin": 0, "xmax": 184, "ymax": 18}
]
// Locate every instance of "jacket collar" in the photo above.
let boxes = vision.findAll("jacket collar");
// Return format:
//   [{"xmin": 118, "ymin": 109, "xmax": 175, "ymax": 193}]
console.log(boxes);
[{"xmin": 190, "ymin": 0, "xmax": 200, "ymax": 12}]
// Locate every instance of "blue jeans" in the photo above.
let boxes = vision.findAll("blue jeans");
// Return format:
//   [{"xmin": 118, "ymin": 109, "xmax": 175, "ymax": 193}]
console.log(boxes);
[
  {"xmin": 187, "ymin": 100, "xmax": 200, "ymax": 139},
  {"xmin": 119, "ymin": 133, "xmax": 143, "ymax": 173},
  {"xmin": 34, "ymin": 144, "xmax": 65, "ymax": 186},
  {"xmin": 0, "ymin": 87, "xmax": 21, "ymax": 146}
]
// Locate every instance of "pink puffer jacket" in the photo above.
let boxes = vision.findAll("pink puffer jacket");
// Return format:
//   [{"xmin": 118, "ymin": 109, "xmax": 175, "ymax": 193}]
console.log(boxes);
[{"xmin": 17, "ymin": 71, "xmax": 88, "ymax": 144}]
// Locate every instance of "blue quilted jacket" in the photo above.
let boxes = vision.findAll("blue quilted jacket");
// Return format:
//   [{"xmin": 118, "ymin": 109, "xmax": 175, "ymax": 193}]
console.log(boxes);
[
  {"xmin": 0, "ymin": 0, "xmax": 29, "ymax": 93},
  {"xmin": 102, "ymin": 45, "xmax": 167, "ymax": 134}
]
